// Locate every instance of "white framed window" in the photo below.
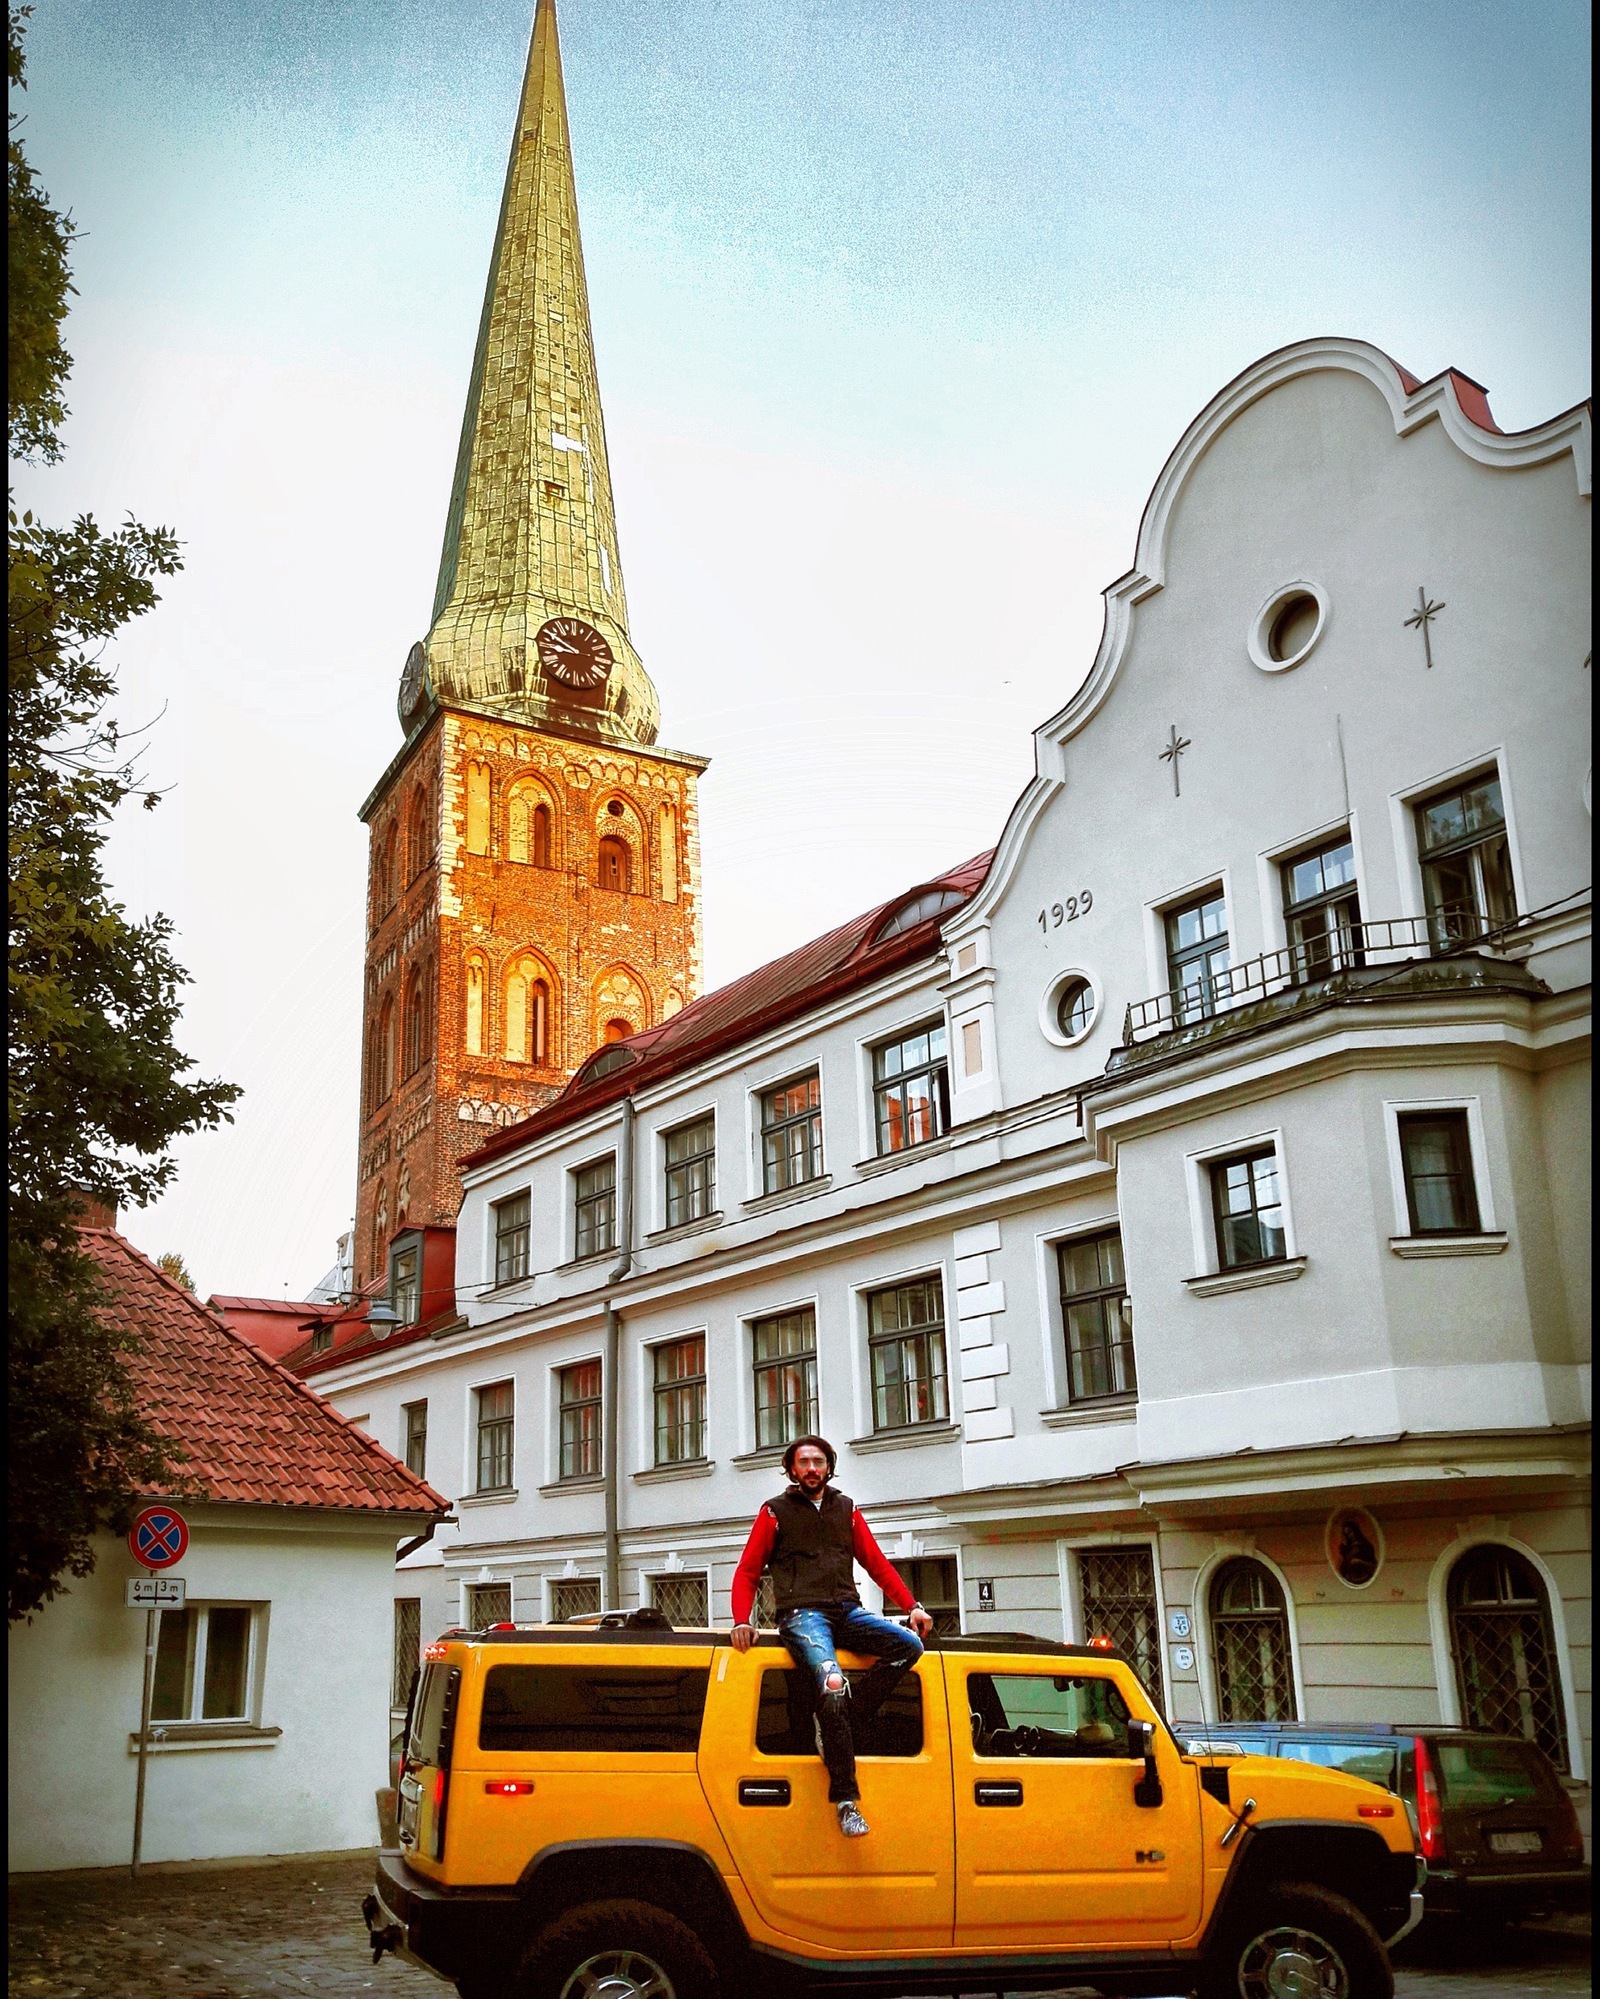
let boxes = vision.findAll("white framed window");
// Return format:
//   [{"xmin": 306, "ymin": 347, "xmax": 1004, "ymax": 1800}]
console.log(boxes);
[
  {"xmin": 473, "ymin": 1378, "xmax": 516, "ymax": 1493},
  {"xmin": 1183, "ymin": 1129, "xmax": 1298, "ymax": 1278},
  {"xmin": 1381, "ymin": 1095, "xmax": 1497, "ymax": 1237},
  {"xmin": 150, "ymin": 1603, "xmax": 265, "ymax": 1725},
  {"xmin": 1387, "ymin": 749, "xmax": 1527, "ymax": 936}
]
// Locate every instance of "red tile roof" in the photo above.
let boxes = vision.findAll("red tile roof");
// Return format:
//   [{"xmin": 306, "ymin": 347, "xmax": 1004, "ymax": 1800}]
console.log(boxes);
[
  {"xmin": 461, "ymin": 849, "xmax": 994, "ymax": 1172},
  {"xmin": 87, "ymin": 1231, "xmax": 449, "ymax": 1516}
]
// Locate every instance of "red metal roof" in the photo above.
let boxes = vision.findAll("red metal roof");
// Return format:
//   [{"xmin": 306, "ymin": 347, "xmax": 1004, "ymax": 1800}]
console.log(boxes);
[
  {"xmin": 87, "ymin": 1231, "xmax": 449, "ymax": 1515},
  {"xmin": 461, "ymin": 850, "xmax": 994, "ymax": 1172},
  {"xmin": 208, "ymin": 1295, "xmax": 343, "ymax": 1317}
]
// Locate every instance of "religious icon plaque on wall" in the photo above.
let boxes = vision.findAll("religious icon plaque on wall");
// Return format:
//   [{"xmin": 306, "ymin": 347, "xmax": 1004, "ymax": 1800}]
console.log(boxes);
[{"xmin": 1325, "ymin": 1506, "xmax": 1384, "ymax": 1589}]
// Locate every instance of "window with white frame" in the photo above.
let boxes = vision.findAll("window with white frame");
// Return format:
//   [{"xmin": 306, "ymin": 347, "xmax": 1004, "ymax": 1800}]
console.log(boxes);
[
  {"xmin": 866, "ymin": 1276, "xmax": 949, "ymax": 1431},
  {"xmin": 1209, "ymin": 1150, "xmax": 1287, "ymax": 1269},
  {"xmin": 751, "ymin": 1307, "xmax": 818, "ymax": 1449},
  {"xmin": 558, "ymin": 1360, "xmax": 603, "ymax": 1481},
  {"xmin": 392, "ymin": 1598, "xmax": 421, "ymax": 1707},
  {"xmin": 573, "ymin": 1155, "xmax": 617, "ymax": 1260},
  {"xmin": 1415, "ymin": 772, "xmax": 1517, "ymax": 947},
  {"xmin": 663, "ymin": 1115, "xmax": 716, "ymax": 1228},
  {"xmin": 872, "ymin": 1022, "xmax": 950, "ymax": 1154},
  {"xmin": 150, "ymin": 1604, "xmax": 260, "ymax": 1724},
  {"xmin": 760, "ymin": 1073, "xmax": 823, "ymax": 1194},
  {"xmin": 475, "ymin": 1380, "xmax": 515, "ymax": 1492},
  {"xmin": 551, "ymin": 1576, "xmax": 601, "ymax": 1622},
  {"xmin": 493, "ymin": 1191, "xmax": 531, "ymax": 1285},
  {"xmin": 1056, "ymin": 1231, "xmax": 1136, "ymax": 1402},
  {"xmin": 403, "ymin": 1399, "xmax": 428, "ymax": 1479},
  {"xmin": 466, "ymin": 1580, "xmax": 510, "ymax": 1628},
  {"xmin": 1397, "ymin": 1111, "xmax": 1482, "ymax": 1235},
  {"xmin": 649, "ymin": 1572, "xmax": 709, "ymax": 1625},
  {"xmin": 653, "ymin": 1334, "xmax": 707, "ymax": 1465}
]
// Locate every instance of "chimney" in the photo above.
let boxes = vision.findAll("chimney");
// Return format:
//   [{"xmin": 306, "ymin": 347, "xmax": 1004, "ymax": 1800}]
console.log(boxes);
[{"xmin": 72, "ymin": 1190, "xmax": 118, "ymax": 1231}]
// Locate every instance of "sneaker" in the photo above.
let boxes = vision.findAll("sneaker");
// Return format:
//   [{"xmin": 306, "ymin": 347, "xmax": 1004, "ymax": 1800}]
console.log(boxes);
[{"xmin": 836, "ymin": 1801, "xmax": 869, "ymax": 1838}]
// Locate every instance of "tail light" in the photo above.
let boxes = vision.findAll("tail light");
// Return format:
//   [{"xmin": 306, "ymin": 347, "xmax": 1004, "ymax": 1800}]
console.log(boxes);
[
  {"xmin": 1414, "ymin": 1736, "xmax": 1447, "ymax": 1862},
  {"xmin": 1555, "ymin": 1789, "xmax": 1586, "ymax": 1862},
  {"xmin": 433, "ymin": 1768, "xmax": 447, "ymax": 1809}
]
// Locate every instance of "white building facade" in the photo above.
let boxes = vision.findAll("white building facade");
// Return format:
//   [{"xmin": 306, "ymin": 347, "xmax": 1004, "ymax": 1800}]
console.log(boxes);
[{"xmin": 310, "ymin": 340, "xmax": 1591, "ymax": 1789}]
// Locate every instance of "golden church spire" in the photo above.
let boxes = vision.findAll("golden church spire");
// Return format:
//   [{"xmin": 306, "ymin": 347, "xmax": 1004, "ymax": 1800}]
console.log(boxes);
[{"xmin": 412, "ymin": 0, "xmax": 658, "ymax": 748}]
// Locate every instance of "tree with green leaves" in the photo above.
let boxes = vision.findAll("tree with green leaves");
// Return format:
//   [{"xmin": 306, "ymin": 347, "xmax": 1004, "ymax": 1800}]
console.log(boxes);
[{"xmin": 8, "ymin": 5, "xmax": 240, "ymax": 1622}]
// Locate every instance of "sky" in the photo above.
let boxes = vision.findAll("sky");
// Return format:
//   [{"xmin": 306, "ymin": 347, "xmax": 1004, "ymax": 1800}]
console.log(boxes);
[{"xmin": 13, "ymin": 0, "xmax": 1591, "ymax": 1298}]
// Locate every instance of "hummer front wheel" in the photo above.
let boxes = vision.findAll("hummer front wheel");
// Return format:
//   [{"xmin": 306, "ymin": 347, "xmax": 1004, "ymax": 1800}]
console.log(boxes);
[{"xmin": 1203, "ymin": 1883, "xmax": 1393, "ymax": 1999}]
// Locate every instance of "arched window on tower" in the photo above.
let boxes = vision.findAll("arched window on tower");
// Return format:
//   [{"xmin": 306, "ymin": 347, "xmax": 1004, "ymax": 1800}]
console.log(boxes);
[
  {"xmin": 602, "ymin": 1017, "xmax": 631, "ymax": 1044},
  {"xmin": 375, "ymin": 995, "xmax": 395, "ymax": 1103},
  {"xmin": 533, "ymin": 803, "xmax": 552, "ymax": 869},
  {"xmin": 597, "ymin": 836, "xmax": 631, "ymax": 893},
  {"xmin": 382, "ymin": 825, "xmax": 399, "ymax": 912},
  {"xmin": 659, "ymin": 803, "xmax": 678, "ymax": 902},
  {"xmin": 408, "ymin": 786, "xmax": 432, "ymax": 882},
  {"xmin": 402, "ymin": 967, "xmax": 431, "ymax": 1078},
  {"xmin": 466, "ymin": 762, "xmax": 492, "ymax": 856},
  {"xmin": 464, "ymin": 955, "xmax": 487, "ymax": 1057},
  {"xmin": 372, "ymin": 1183, "xmax": 389, "ymax": 1273},
  {"xmin": 507, "ymin": 783, "xmax": 556, "ymax": 868},
  {"xmin": 1448, "ymin": 1545, "xmax": 1569, "ymax": 1770},
  {"xmin": 505, "ymin": 957, "xmax": 554, "ymax": 1065},
  {"xmin": 1209, "ymin": 1558, "xmax": 1296, "ymax": 1723}
]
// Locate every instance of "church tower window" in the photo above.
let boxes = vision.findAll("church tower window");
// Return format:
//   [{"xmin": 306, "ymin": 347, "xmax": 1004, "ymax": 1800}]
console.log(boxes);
[
  {"xmin": 505, "ymin": 956, "xmax": 553, "ymax": 1065},
  {"xmin": 374, "ymin": 996, "xmax": 395, "ymax": 1103},
  {"xmin": 464, "ymin": 955, "xmax": 487, "ymax": 1057},
  {"xmin": 508, "ymin": 782, "xmax": 555, "ymax": 867},
  {"xmin": 466, "ymin": 763, "xmax": 492, "ymax": 856},
  {"xmin": 597, "ymin": 836, "xmax": 630, "ymax": 893},
  {"xmin": 659, "ymin": 804, "xmax": 678, "ymax": 901}
]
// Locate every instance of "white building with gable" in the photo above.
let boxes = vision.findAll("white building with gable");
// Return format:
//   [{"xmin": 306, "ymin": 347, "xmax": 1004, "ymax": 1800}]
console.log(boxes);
[{"xmin": 303, "ymin": 338, "xmax": 1590, "ymax": 1791}]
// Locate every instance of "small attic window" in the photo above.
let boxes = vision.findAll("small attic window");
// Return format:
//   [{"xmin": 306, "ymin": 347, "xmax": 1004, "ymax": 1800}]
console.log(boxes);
[
  {"xmin": 875, "ymin": 887, "xmax": 967, "ymax": 943},
  {"xmin": 583, "ymin": 1044, "xmax": 637, "ymax": 1083}
]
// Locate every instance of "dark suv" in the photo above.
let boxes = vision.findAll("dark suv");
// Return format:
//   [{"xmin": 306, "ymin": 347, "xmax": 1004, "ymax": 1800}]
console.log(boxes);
[{"xmin": 1175, "ymin": 1721, "xmax": 1588, "ymax": 1923}]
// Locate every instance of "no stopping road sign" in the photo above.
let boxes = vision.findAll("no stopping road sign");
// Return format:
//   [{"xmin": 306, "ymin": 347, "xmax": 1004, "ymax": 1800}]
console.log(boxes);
[{"xmin": 129, "ymin": 1505, "xmax": 189, "ymax": 1570}]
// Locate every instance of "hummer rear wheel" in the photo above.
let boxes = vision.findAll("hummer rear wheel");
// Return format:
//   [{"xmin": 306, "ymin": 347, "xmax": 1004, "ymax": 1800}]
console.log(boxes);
[{"xmin": 517, "ymin": 1898, "xmax": 719, "ymax": 1999}]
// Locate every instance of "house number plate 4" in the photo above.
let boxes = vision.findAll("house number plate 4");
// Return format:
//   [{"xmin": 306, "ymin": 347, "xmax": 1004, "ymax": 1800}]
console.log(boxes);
[{"xmin": 1037, "ymin": 890, "xmax": 1093, "ymax": 932}]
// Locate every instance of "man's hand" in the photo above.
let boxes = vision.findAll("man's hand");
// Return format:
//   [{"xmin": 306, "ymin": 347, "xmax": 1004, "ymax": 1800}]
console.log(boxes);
[
  {"xmin": 908, "ymin": 1604, "xmax": 934, "ymax": 1638},
  {"xmin": 730, "ymin": 1622, "xmax": 756, "ymax": 1652}
]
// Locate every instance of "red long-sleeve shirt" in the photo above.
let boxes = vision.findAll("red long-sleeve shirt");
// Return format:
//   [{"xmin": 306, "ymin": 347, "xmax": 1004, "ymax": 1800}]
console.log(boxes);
[{"xmin": 731, "ymin": 1497, "xmax": 917, "ymax": 1625}]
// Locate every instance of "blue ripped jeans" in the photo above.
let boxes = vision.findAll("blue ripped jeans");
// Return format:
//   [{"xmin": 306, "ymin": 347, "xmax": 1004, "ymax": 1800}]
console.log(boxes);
[{"xmin": 778, "ymin": 1601, "xmax": 923, "ymax": 1804}]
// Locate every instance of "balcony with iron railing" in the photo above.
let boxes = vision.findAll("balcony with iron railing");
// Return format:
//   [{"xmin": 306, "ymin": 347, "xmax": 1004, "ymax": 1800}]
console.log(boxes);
[{"xmin": 1110, "ymin": 910, "xmax": 1549, "ymax": 1067}]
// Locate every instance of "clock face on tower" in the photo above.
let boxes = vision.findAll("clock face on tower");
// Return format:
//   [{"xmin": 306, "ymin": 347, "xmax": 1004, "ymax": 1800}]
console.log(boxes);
[
  {"xmin": 398, "ymin": 640, "xmax": 428, "ymax": 721},
  {"xmin": 535, "ymin": 616, "xmax": 613, "ymax": 690}
]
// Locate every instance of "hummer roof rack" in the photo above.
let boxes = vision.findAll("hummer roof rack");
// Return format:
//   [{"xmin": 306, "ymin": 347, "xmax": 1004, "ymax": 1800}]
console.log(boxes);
[{"xmin": 441, "ymin": 1621, "xmax": 1128, "ymax": 1660}]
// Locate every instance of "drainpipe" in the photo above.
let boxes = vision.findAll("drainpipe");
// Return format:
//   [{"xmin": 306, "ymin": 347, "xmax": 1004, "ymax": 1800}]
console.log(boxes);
[{"xmin": 602, "ymin": 1096, "xmax": 636, "ymax": 1611}]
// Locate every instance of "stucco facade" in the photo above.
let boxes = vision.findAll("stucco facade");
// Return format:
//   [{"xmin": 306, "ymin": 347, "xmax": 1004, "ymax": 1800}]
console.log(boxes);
[{"xmin": 314, "ymin": 340, "xmax": 1590, "ymax": 1797}]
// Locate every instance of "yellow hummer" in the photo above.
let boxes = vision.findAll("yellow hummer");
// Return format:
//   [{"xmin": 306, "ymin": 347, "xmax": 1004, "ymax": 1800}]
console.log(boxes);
[{"xmin": 363, "ymin": 1619, "xmax": 1420, "ymax": 1999}]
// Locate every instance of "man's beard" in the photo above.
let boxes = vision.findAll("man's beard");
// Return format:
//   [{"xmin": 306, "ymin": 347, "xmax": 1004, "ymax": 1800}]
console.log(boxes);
[{"xmin": 796, "ymin": 1470, "xmax": 828, "ymax": 1494}]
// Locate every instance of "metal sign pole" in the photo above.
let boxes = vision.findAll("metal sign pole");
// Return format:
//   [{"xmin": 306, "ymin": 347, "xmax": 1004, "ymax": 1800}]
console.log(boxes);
[{"xmin": 131, "ymin": 1604, "xmax": 157, "ymax": 1878}]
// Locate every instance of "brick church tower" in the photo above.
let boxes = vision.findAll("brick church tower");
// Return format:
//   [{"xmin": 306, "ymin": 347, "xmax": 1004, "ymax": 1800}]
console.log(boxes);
[{"xmin": 353, "ymin": 0, "xmax": 707, "ymax": 1287}]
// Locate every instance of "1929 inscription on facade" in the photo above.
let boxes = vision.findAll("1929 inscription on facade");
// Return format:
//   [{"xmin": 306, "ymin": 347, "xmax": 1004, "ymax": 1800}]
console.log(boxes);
[{"xmin": 1037, "ymin": 890, "xmax": 1094, "ymax": 932}]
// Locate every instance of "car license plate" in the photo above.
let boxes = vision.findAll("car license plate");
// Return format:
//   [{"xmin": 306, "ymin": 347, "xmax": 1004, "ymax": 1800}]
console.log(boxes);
[{"xmin": 1488, "ymin": 1829, "xmax": 1542, "ymax": 1855}]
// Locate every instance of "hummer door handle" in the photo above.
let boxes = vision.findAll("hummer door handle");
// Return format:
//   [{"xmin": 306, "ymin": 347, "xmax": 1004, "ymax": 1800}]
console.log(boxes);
[
  {"xmin": 738, "ymin": 1779, "xmax": 791, "ymax": 1807},
  {"xmin": 975, "ymin": 1781, "xmax": 1024, "ymax": 1807}
]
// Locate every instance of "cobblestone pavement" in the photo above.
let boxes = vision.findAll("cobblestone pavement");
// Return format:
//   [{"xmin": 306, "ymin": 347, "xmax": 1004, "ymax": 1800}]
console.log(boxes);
[{"xmin": 7, "ymin": 1849, "xmax": 1591, "ymax": 1998}]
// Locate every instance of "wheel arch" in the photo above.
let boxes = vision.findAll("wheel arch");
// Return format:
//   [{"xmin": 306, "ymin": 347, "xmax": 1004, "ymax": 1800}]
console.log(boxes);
[
  {"xmin": 516, "ymin": 1838, "xmax": 749, "ymax": 1966},
  {"xmin": 1205, "ymin": 1822, "xmax": 1414, "ymax": 1945}
]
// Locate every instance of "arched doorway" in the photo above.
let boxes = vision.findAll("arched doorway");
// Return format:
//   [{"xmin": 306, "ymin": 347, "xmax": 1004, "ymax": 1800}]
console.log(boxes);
[
  {"xmin": 1210, "ymin": 1557, "xmax": 1296, "ymax": 1722},
  {"xmin": 1448, "ymin": 1545, "xmax": 1569, "ymax": 1770}
]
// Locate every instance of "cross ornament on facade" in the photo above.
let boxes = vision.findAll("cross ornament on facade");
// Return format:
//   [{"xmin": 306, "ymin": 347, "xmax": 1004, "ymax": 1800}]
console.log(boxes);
[
  {"xmin": 1404, "ymin": 586, "xmax": 1446, "ymax": 668},
  {"xmin": 1159, "ymin": 724, "xmax": 1191, "ymax": 796}
]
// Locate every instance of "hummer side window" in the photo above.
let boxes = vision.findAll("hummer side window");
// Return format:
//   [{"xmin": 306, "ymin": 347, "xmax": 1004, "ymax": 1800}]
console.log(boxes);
[
  {"xmin": 755, "ymin": 1666, "xmax": 923, "ymax": 1758},
  {"xmin": 479, "ymin": 1665, "xmax": 710, "ymax": 1753},
  {"xmin": 967, "ymin": 1671, "xmax": 1134, "ymax": 1758}
]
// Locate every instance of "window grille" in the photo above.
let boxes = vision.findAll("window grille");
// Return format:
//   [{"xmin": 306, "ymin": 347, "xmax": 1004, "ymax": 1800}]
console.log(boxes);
[
  {"xmin": 649, "ymin": 1573, "xmax": 709, "ymax": 1627},
  {"xmin": 1079, "ymin": 1548, "xmax": 1164, "ymax": 1708},
  {"xmin": 867, "ymin": 1277, "xmax": 949, "ymax": 1431},
  {"xmin": 475, "ymin": 1381, "xmax": 515, "ymax": 1492},
  {"xmin": 1210, "ymin": 1151, "xmax": 1286, "ymax": 1269},
  {"xmin": 1164, "ymin": 889, "xmax": 1230, "ymax": 1024},
  {"xmin": 402, "ymin": 1400, "xmax": 428, "ymax": 1479},
  {"xmin": 466, "ymin": 1581, "xmax": 511, "ymax": 1629},
  {"xmin": 1281, "ymin": 834, "xmax": 1363, "ymax": 981},
  {"xmin": 558, "ymin": 1361, "xmax": 603, "ymax": 1481},
  {"xmin": 904, "ymin": 1556, "xmax": 962, "ymax": 1637},
  {"xmin": 753, "ymin": 1576, "xmax": 778, "ymax": 1629},
  {"xmin": 1056, "ymin": 1232, "xmax": 1136, "ymax": 1403},
  {"xmin": 1210, "ymin": 1558, "xmax": 1296, "ymax": 1722},
  {"xmin": 392, "ymin": 1599, "xmax": 422, "ymax": 1708},
  {"xmin": 1416, "ymin": 773, "xmax": 1516, "ymax": 947},
  {"xmin": 494, "ymin": 1191, "xmax": 532, "ymax": 1285},
  {"xmin": 760, "ymin": 1074, "xmax": 823, "ymax": 1194},
  {"xmin": 573, "ymin": 1156, "xmax": 617, "ymax": 1260},
  {"xmin": 551, "ymin": 1577, "xmax": 602, "ymax": 1623},
  {"xmin": 663, "ymin": 1116, "xmax": 716, "ymax": 1229},
  {"xmin": 1449, "ymin": 1546, "xmax": 1568, "ymax": 1771},
  {"xmin": 653, "ymin": 1336, "xmax": 707, "ymax": 1466},
  {"xmin": 872, "ymin": 1023, "xmax": 950, "ymax": 1154},
  {"xmin": 1398, "ymin": 1111, "xmax": 1481, "ymax": 1235},
  {"xmin": 751, "ymin": 1308, "xmax": 818, "ymax": 1449}
]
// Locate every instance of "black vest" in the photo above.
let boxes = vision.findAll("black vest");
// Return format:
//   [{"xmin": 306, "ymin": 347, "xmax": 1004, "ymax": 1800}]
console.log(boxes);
[{"xmin": 765, "ymin": 1485, "xmax": 856, "ymax": 1611}]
